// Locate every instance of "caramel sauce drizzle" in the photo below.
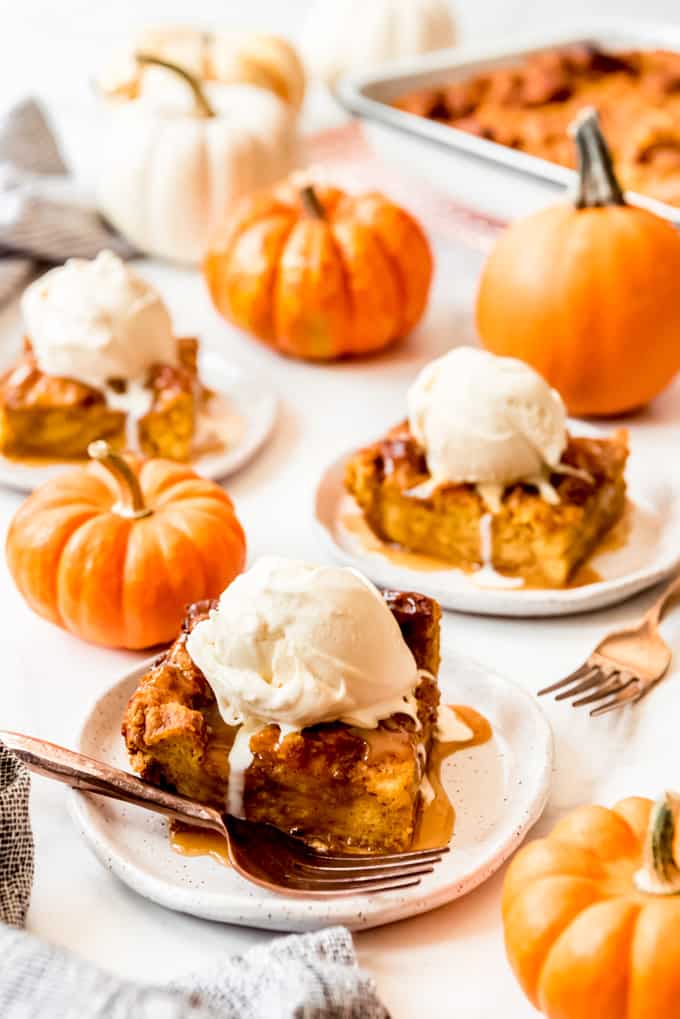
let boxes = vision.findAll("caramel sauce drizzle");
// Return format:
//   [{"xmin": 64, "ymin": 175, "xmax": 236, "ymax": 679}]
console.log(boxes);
[
  {"xmin": 356, "ymin": 726, "xmax": 412, "ymax": 763},
  {"xmin": 413, "ymin": 705, "xmax": 492, "ymax": 851},
  {"xmin": 170, "ymin": 705, "xmax": 493, "ymax": 867},
  {"xmin": 170, "ymin": 821, "xmax": 232, "ymax": 866}
]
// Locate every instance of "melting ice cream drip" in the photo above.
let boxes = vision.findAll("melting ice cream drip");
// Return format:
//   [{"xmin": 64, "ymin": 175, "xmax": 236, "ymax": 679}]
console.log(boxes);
[{"xmin": 473, "ymin": 513, "xmax": 524, "ymax": 590}]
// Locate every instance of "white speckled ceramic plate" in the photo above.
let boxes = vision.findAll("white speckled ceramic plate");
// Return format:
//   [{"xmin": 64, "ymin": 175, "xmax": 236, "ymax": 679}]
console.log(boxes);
[
  {"xmin": 314, "ymin": 448, "xmax": 680, "ymax": 618},
  {"xmin": 0, "ymin": 350, "xmax": 277, "ymax": 493},
  {"xmin": 69, "ymin": 653, "xmax": 552, "ymax": 933}
]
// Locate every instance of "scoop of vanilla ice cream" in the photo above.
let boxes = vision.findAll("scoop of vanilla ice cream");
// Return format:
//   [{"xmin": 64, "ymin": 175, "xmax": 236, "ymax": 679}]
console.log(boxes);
[
  {"xmin": 21, "ymin": 250, "xmax": 177, "ymax": 390},
  {"xmin": 407, "ymin": 346, "xmax": 567, "ymax": 486},
  {"xmin": 186, "ymin": 557, "xmax": 421, "ymax": 733}
]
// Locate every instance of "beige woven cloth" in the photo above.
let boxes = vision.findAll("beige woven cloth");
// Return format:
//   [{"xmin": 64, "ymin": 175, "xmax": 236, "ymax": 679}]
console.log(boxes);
[{"xmin": 0, "ymin": 743, "xmax": 388, "ymax": 1019}]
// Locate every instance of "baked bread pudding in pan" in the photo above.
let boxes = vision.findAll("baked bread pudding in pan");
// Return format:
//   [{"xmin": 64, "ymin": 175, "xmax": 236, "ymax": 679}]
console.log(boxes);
[
  {"xmin": 0, "ymin": 250, "xmax": 201, "ymax": 462},
  {"xmin": 123, "ymin": 560, "xmax": 451, "ymax": 854},
  {"xmin": 393, "ymin": 45, "xmax": 680, "ymax": 207},
  {"xmin": 344, "ymin": 347, "xmax": 629, "ymax": 588}
]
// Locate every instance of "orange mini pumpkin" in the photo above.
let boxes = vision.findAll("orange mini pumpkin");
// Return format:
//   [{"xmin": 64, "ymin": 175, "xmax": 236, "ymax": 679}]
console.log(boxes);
[
  {"xmin": 503, "ymin": 792, "xmax": 680, "ymax": 1019},
  {"xmin": 6, "ymin": 442, "xmax": 246, "ymax": 650},
  {"xmin": 203, "ymin": 180, "xmax": 433, "ymax": 360},
  {"xmin": 477, "ymin": 108, "xmax": 680, "ymax": 416}
]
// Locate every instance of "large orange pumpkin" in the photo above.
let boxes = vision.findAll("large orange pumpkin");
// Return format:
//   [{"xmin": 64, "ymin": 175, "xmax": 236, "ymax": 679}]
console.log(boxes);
[
  {"xmin": 6, "ymin": 442, "xmax": 246, "ymax": 649},
  {"xmin": 203, "ymin": 179, "xmax": 433, "ymax": 360},
  {"xmin": 477, "ymin": 108, "xmax": 680, "ymax": 416},
  {"xmin": 502, "ymin": 792, "xmax": 680, "ymax": 1019}
]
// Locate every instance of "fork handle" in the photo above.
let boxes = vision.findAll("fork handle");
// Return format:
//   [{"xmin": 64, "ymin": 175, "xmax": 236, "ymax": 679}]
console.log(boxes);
[
  {"xmin": 644, "ymin": 570, "xmax": 680, "ymax": 627},
  {"xmin": 0, "ymin": 731, "xmax": 225, "ymax": 833}
]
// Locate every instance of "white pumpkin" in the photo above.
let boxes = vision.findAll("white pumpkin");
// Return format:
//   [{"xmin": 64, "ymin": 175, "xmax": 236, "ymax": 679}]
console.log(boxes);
[
  {"xmin": 300, "ymin": 0, "xmax": 457, "ymax": 85},
  {"xmin": 99, "ymin": 26, "xmax": 306, "ymax": 110},
  {"xmin": 97, "ymin": 61, "xmax": 299, "ymax": 264}
]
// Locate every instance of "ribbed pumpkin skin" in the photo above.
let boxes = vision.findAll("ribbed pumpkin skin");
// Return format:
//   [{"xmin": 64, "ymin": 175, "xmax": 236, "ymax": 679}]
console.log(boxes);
[
  {"xmin": 502, "ymin": 797, "xmax": 680, "ymax": 1019},
  {"xmin": 476, "ymin": 204, "xmax": 680, "ymax": 416},
  {"xmin": 203, "ymin": 182, "xmax": 433, "ymax": 361},
  {"xmin": 6, "ymin": 458, "xmax": 246, "ymax": 649}
]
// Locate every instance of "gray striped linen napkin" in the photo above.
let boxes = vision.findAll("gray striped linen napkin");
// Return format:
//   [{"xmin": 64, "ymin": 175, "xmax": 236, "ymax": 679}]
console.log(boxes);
[
  {"xmin": 0, "ymin": 743, "xmax": 388, "ymax": 1018},
  {"xmin": 0, "ymin": 98, "xmax": 136, "ymax": 306}
]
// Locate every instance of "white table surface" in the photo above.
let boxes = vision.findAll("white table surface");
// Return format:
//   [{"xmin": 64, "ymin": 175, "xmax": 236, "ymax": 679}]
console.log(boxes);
[{"xmin": 4, "ymin": 3, "xmax": 680, "ymax": 1017}]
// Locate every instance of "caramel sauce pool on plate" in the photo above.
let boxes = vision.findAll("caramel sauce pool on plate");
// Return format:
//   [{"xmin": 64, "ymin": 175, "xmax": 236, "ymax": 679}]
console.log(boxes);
[
  {"xmin": 170, "ymin": 823, "xmax": 233, "ymax": 866},
  {"xmin": 170, "ymin": 706, "xmax": 493, "ymax": 866},
  {"xmin": 413, "ymin": 705, "xmax": 492, "ymax": 851}
]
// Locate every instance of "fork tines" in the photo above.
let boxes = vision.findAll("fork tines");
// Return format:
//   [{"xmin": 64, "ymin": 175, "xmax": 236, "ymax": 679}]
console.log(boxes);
[
  {"xmin": 287, "ymin": 846, "xmax": 448, "ymax": 893},
  {"xmin": 539, "ymin": 662, "xmax": 642, "ymax": 716},
  {"xmin": 227, "ymin": 815, "xmax": 449, "ymax": 895}
]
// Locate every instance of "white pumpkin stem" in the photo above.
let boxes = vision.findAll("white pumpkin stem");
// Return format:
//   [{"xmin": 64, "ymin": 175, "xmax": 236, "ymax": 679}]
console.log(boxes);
[
  {"xmin": 135, "ymin": 52, "xmax": 216, "ymax": 118},
  {"xmin": 88, "ymin": 441, "xmax": 152, "ymax": 520},
  {"xmin": 299, "ymin": 185, "xmax": 326, "ymax": 220},
  {"xmin": 635, "ymin": 791, "xmax": 680, "ymax": 895},
  {"xmin": 570, "ymin": 107, "xmax": 626, "ymax": 209}
]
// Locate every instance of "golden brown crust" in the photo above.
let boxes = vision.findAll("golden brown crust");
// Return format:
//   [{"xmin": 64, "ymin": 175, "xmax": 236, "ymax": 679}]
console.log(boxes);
[
  {"xmin": 122, "ymin": 591, "xmax": 442, "ymax": 853},
  {"xmin": 344, "ymin": 421, "xmax": 629, "ymax": 587},
  {"xmin": 0, "ymin": 338, "xmax": 198, "ymax": 460},
  {"xmin": 392, "ymin": 46, "xmax": 680, "ymax": 207}
]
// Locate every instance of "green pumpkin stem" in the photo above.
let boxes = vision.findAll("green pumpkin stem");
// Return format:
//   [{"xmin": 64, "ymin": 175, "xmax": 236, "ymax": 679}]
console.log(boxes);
[
  {"xmin": 570, "ymin": 107, "xmax": 626, "ymax": 209},
  {"xmin": 135, "ymin": 52, "xmax": 216, "ymax": 118},
  {"xmin": 635, "ymin": 791, "xmax": 680, "ymax": 895},
  {"xmin": 299, "ymin": 185, "xmax": 326, "ymax": 220},
  {"xmin": 88, "ymin": 440, "xmax": 152, "ymax": 520}
]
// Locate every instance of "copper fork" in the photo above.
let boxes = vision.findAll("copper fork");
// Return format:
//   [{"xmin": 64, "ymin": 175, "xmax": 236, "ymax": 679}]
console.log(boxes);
[
  {"xmin": 539, "ymin": 571, "xmax": 680, "ymax": 717},
  {"xmin": 0, "ymin": 731, "xmax": 447, "ymax": 897}
]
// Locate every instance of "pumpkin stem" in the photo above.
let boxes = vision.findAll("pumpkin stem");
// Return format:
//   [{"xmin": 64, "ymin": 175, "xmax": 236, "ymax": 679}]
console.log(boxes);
[
  {"xmin": 635, "ymin": 791, "xmax": 680, "ymax": 895},
  {"xmin": 135, "ymin": 52, "xmax": 216, "ymax": 118},
  {"xmin": 299, "ymin": 185, "xmax": 326, "ymax": 220},
  {"xmin": 570, "ymin": 107, "xmax": 626, "ymax": 209},
  {"xmin": 88, "ymin": 441, "xmax": 153, "ymax": 520}
]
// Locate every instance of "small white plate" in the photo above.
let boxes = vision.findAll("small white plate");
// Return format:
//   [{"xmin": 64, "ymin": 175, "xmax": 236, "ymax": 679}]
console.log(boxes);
[
  {"xmin": 0, "ymin": 350, "xmax": 277, "ymax": 493},
  {"xmin": 314, "ymin": 452, "xmax": 680, "ymax": 617},
  {"xmin": 69, "ymin": 654, "xmax": 552, "ymax": 933}
]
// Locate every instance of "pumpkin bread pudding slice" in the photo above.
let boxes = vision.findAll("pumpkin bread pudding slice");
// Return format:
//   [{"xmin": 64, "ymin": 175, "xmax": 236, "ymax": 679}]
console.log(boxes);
[
  {"xmin": 123, "ymin": 591, "xmax": 442, "ymax": 854},
  {"xmin": 345, "ymin": 421, "xmax": 629, "ymax": 588},
  {"xmin": 0, "ymin": 337, "xmax": 198, "ymax": 461}
]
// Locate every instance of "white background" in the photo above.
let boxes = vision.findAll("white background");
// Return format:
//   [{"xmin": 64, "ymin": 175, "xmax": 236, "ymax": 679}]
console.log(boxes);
[{"xmin": 3, "ymin": 3, "xmax": 680, "ymax": 1018}]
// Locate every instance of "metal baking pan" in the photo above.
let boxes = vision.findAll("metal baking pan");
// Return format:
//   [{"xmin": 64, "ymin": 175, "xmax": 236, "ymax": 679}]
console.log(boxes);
[{"xmin": 336, "ymin": 19, "xmax": 680, "ymax": 224}]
